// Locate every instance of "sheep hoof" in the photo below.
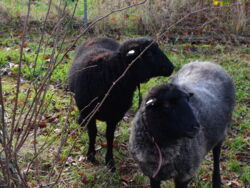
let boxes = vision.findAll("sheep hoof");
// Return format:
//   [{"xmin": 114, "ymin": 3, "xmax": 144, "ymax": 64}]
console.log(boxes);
[
  {"xmin": 106, "ymin": 160, "xmax": 116, "ymax": 172},
  {"xmin": 87, "ymin": 156, "xmax": 99, "ymax": 165}
]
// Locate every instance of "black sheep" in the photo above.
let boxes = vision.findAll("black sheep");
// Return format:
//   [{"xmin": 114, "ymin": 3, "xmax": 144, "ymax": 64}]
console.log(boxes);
[
  {"xmin": 129, "ymin": 61, "xmax": 235, "ymax": 188},
  {"xmin": 68, "ymin": 37, "xmax": 174, "ymax": 170}
]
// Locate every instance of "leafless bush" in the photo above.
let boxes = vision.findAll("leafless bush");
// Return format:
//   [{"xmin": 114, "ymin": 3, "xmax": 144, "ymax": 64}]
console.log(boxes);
[{"xmin": 0, "ymin": 0, "xmax": 149, "ymax": 187}]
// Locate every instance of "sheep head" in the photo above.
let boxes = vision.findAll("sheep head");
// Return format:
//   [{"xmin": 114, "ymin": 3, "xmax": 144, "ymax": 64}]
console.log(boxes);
[
  {"xmin": 138, "ymin": 84, "xmax": 200, "ymax": 144},
  {"xmin": 119, "ymin": 38, "xmax": 174, "ymax": 83}
]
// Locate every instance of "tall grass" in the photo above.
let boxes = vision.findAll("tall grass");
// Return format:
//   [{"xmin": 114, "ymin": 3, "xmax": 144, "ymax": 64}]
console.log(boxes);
[
  {"xmin": 0, "ymin": 0, "xmax": 249, "ymax": 36},
  {"xmin": 90, "ymin": 0, "xmax": 250, "ymax": 36}
]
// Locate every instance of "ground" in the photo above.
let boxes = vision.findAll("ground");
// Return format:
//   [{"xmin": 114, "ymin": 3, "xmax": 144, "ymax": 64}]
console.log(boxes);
[{"xmin": 0, "ymin": 30, "xmax": 250, "ymax": 187}]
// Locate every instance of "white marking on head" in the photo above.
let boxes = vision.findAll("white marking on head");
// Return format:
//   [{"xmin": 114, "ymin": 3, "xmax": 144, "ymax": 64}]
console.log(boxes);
[
  {"xmin": 127, "ymin": 49, "xmax": 135, "ymax": 56},
  {"xmin": 146, "ymin": 99, "xmax": 155, "ymax": 105}
]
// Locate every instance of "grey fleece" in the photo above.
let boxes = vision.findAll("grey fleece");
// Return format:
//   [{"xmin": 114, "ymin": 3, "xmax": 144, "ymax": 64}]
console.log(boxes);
[{"xmin": 129, "ymin": 61, "xmax": 235, "ymax": 182}]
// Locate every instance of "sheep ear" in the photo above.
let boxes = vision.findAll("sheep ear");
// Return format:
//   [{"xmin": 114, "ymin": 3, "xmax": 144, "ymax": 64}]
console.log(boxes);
[{"xmin": 126, "ymin": 49, "xmax": 136, "ymax": 57}]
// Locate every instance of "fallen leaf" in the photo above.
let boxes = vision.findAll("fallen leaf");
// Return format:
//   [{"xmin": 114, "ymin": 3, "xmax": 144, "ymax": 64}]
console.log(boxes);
[
  {"xmin": 27, "ymin": 182, "xmax": 37, "ymax": 188},
  {"xmin": 110, "ymin": 17, "xmax": 117, "ymax": 22},
  {"xmin": 83, "ymin": 162, "xmax": 94, "ymax": 168},
  {"xmin": 101, "ymin": 143, "xmax": 107, "ymax": 147},
  {"xmin": 74, "ymin": 147, "xmax": 80, "ymax": 152},
  {"xmin": 79, "ymin": 172, "xmax": 88, "ymax": 183},
  {"xmin": 31, "ymin": 140, "xmax": 38, "ymax": 144},
  {"xmin": 78, "ymin": 155, "xmax": 87, "ymax": 162},
  {"xmin": 223, "ymin": 175, "xmax": 230, "ymax": 180},
  {"xmin": 20, "ymin": 42, "xmax": 28, "ymax": 48},
  {"xmin": 39, "ymin": 121, "xmax": 47, "ymax": 129},
  {"xmin": 201, "ymin": 173, "xmax": 210, "ymax": 181},
  {"xmin": 9, "ymin": 72, "xmax": 17, "ymax": 76},
  {"xmin": 95, "ymin": 145, "xmax": 102, "ymax": 151},
  {"xmin": 244, "ymin": 130, "xmax": 250, "ymax": 136},
  {"xmin": 66, "ymin": 156, "xmax": 74, "ymax": 164},
  {"xmin": 120, "ymin": 174, "xmax": 133, "ymax": 183},
  {"xmin": 235, "ymin": 155, "xmax": 241, "ymax": 159},
  {"xmin": 44, "ymin": 55, "xmax": 51, "ymax": 59},
  {"xmin": 226, "ymin": 180, "xmax": 242, "ymax": 187},
  {"xmin": 240, "ymin": 54, "xmax": 250, "ymax": 60}
]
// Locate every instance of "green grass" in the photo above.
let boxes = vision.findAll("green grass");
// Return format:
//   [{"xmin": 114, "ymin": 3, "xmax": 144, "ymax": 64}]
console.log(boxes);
[
  {"xmin": 0, "ymin": 32, "xmax": 76, "ymax": 87},
  {"xmin": 0, "ymin": 31, "xmax": 250, "ymax": 188},
  {"xmin": 1, "ymin": 0, "xmax": 92, "ymax": 19}
]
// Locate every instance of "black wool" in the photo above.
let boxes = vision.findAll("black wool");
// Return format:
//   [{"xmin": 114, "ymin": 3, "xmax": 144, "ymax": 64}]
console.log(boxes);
[{"xmin": 68, "ymin": 37, "xmax": 174, "ymax": 170}]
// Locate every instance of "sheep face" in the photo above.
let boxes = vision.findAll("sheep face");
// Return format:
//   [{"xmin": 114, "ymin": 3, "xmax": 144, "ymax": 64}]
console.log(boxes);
[
  {"xmin": 140, "ymin": 84, "xmax": 200, "ymax": 142},
  {"xmin": 119, "ymin": 38, "xmax": 174, "ymax": 83}
]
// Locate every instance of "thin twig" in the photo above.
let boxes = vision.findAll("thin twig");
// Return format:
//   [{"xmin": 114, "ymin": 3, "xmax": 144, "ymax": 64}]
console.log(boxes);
[
  {"xmin": 10, "ymin": 0, "xmax": 32, "ymax": 144},
  {"xmin": 32, "ymin": 0, "xmax": 53, "ymax": 75},
  {"xmin": 0, "ymin": 75, "xmax": 10, "ymax": 186}
]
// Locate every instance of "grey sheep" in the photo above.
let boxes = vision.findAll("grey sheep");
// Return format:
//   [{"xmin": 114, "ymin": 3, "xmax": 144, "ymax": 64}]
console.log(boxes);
[
  {"xmin": 129, "ymin": 61, "xmax": 235, "ymax": 188},
  {"xmin": 68, "ymin": 37, "xmax": 174, "ymax": 170}
]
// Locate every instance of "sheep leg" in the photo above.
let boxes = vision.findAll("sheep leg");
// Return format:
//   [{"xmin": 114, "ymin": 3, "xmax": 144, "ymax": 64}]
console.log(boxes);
[
  {"xmin": 86, "ymin": 119, "xmax": 98, "ymax": 164},
  {"xmin": 150, "ymin": 178, "xmax": 161, "ymax": 188},
  {"xmin": 212, "ymin": 141, "xmax": 222, "ymax": 188},
  {"xmin": 174, "ymin": 178, "xmax": 191, "ymax": 188},
  {"xmin": 105, "ymin": 120, "xmax": 117, "ymax": 171}
]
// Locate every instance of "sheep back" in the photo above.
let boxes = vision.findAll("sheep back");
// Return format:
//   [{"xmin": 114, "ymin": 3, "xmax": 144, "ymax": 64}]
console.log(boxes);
[{"xmin": 74, "ymin": 37, "xmax": 120, "ymax": 60}]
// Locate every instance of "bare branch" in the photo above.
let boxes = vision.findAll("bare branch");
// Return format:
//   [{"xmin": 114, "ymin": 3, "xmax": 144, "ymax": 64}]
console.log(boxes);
[
  {"xmin": 32, "ymin": 0, "xmax": 53, "ymax": 75},
  {"xmin": 10, "ymin": 0, "xmax": 32, "ymax": 148}
]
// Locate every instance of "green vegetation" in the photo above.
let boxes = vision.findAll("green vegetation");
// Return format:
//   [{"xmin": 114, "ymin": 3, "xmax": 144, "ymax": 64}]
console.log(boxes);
[
  {"xmin": 1, "ymin": 30, "xmax": 249, "ymax": 187},
  {"xmin": 0, "ymin": 0, "xmax": 249, "ymax": 187},
  {"xmin": 1, "ymin": 0, "xmax": 249, "ymax": 36}
]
